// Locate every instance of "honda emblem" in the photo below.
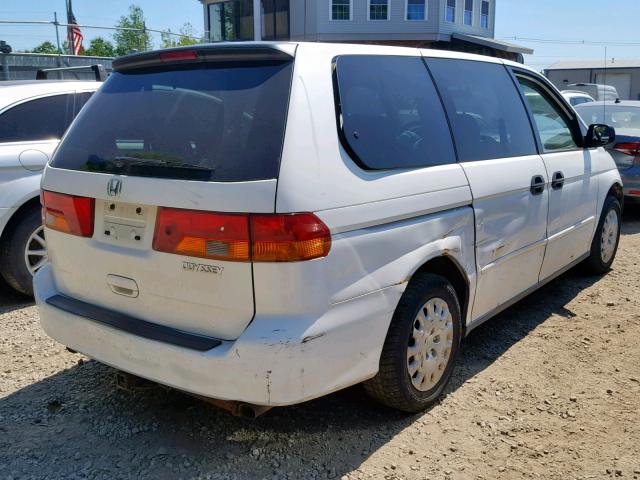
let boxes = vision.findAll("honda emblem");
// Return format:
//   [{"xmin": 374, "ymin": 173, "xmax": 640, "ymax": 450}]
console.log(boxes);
[{"xmin": 107, "ymin": 178, "xmax": 122, "ymax": 197}]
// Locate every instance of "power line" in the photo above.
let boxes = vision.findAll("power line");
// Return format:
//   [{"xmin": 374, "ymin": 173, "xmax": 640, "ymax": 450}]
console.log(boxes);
[
  {"xmin": 0, "ymin": 19, "xmax": 203, "ymax": 41},
  {"xmin": 500, "ymin": 36, "xmax": 640, "ymax": 47}
]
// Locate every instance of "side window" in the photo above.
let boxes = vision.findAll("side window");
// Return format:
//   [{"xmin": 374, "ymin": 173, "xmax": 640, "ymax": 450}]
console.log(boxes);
[
  {"xmin": 426, "ymin": 58, "xmax": 538, "ymax": 162},
  {"xmin": 334, "ymin": 55, "xmax": 456, "ymax": 170},
  {"xmin": 74, "ymin": 92, "xmax": 94, "ymax": 115},
  {"xmin": 0, "ymin": 94, "xmax": 73, "ymax": 143},
  {"xmin": 517, "ymin": 76, "xmax": 579, "ymax": 153}
]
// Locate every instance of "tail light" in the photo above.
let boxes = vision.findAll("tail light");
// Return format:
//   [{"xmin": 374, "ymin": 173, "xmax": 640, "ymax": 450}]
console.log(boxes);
[
  {"xmin": 613, "ymin": 142, "xmax": 640, "ymax": 156},
  {"xmin": 153, "ymin": 208, "xmax": 250, "ymax": 262},
  {"xmin": 252, "ymin": 213, "xmax": 331, "ymax": 262},
  {"xmin": 42, "ymin": 191, "xmax": 95, "ymax": 237},
  {"xmin": 153, "ymin": 208, "xmax": 331, "ymax": 262}
]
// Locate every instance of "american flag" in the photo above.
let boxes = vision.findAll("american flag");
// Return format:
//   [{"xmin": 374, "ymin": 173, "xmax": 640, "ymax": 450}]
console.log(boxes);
[{"xmin": 66, "ymin": 1, "xmax": 83, "ymax": 55}]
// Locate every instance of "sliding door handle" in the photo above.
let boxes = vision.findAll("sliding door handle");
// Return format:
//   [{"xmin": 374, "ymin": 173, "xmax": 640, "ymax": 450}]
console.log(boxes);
[
  {"xmin": 552, "ymin": 171, "xmax": 565, "ymax": 190},
  {"xmin": 530, "ymin": 175, "xmax": 545, "ymax": 195}
]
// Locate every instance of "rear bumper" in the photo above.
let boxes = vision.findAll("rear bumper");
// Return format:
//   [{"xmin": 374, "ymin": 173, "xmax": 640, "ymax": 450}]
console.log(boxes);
[{"xmin": 35, "ymin": 263, "xmax": 404, "ymax": 406}]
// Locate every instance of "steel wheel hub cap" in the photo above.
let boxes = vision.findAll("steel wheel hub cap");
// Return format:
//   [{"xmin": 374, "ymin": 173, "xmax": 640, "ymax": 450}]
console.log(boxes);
[
  {"xmin": 25, "ymin": 225, "xmax": 47, "ymax": 276},
  {"xmin": 407, "ymin": 297, "xmax": 454, "ymax": 392},
  {"xmin": 600, "ymin": 209, "xmax": 618, "ymax": 264}
]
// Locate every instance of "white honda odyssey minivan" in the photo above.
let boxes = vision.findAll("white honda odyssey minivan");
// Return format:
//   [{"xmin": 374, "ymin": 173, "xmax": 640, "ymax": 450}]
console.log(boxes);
[{"xmin": 35, "ymin": 43, "xmax": 622, "ymax": 415}]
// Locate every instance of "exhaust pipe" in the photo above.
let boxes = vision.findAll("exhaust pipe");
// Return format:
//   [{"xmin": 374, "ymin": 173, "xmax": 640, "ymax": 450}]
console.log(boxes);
[
  {"xmin": 114, "ymin": 371, "xmax": 272, "ymax": 418},
  {"xmin": 198, "ymin": 396, "xmax": 273, "ymax": 419}
]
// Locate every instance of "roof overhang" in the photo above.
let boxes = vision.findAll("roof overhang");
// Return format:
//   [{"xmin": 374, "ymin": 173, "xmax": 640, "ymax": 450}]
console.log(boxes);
[{"xmin": 452, "ymin": 33, "xmax": 534, "ymax": 55}]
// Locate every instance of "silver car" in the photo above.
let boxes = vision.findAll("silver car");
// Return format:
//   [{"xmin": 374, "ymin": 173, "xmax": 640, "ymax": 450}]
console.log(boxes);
[
  {"xmin": 575, "ymin": 100, "xmax": 640, "ymax": 203},
  {"xmin": 0, "ymin": 80, "xmax": 100, "ymax": 295}
]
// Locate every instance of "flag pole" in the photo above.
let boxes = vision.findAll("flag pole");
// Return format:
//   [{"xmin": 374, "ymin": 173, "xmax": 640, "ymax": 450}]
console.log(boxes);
[{"xmin": 66, "ymin": 0, "xmax": 75, "ymax": 55}]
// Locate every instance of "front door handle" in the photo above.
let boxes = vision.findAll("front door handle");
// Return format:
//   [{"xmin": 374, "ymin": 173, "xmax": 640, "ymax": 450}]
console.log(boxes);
[
  {"xmin": 552, "ymin": 171, "xmax": 565, "ymax": 190},
  {"xmin": 530, "ymin": 175, "xmax": 545, "ymax": 195}
]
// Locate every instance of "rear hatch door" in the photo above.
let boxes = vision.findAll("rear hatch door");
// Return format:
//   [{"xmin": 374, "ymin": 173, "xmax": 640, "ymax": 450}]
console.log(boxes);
[{"xmin": 42, "ymin": 45, "xmax": 295, "ymax": 340}]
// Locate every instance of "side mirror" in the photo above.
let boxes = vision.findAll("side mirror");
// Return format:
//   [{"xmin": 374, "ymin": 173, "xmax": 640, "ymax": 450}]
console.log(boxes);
[{"xmin": 585, "ymin": 124, "xmax": 616, "ymax": 148}]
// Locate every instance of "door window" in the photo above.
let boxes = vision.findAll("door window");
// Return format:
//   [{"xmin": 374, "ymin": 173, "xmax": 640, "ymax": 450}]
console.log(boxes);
[
  {"xmin": 334, "ymin": 55, "xmax": 456, "ymax": 170},
  {"xmin": 426, "ymin": 58, "xmax": 537, "ymax": 162},
  {"xmin": 517, "ymin": 76, "xmax": 579, "ymax": 152},
  {"xmin": 0, "ymin": 94, "xmax": 73, "ymax": 143}
]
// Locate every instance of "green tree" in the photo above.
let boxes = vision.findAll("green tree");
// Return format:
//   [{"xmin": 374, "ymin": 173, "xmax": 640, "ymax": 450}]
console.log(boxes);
[
  {"xmin": 113, "ymin": 5, "xmax": 151, "ymax": 56},
  {"xmin": 31, "ymin": 41, "xmax": 59, "ymax": 54},
  {"xmin": 160, "ymin": 22, "xmax": 200, "ymax": 48},
  {"xmin": 83, "ymin": 37, "xmax": 116, "ymax": 57}
]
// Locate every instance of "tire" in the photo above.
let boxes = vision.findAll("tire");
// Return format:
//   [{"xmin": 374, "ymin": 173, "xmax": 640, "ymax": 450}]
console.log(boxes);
[
  {"xmin": 0, "ymin": 205, "xmax": 47, "ymax": 297},
  {"xmin": 583, "ymin": 196, "xmax": 621, "ymax": 275},
  {"xmin": 364, "ymin": 273, "xmax": 462, "ymax": 413}
]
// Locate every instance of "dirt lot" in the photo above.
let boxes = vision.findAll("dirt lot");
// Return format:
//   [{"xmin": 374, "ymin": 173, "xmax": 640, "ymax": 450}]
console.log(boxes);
[{"xmin": 1, "ymin": 207, "xmax": 640, "ymax": 480}]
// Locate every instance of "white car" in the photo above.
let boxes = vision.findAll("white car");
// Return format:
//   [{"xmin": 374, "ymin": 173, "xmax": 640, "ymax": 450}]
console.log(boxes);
[
  {"xmin": 35, "ymin": 43, "xmax": 622, "ymax": 415},
  {"xmin": 0, "ymin": 80, "xmax": 99, "ymax": 296},
  {"xmin": 561, "ymin": 90, "xmax": 596, "ymax": 107}
]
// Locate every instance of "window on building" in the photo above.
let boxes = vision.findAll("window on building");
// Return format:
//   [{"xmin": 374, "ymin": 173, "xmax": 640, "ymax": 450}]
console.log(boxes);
[
  {"xmin": 334, "ymin": 55, "xmax": 457, "ymax": 170},
  {"xmin": 517, "ymin": 77, "xmax": 579, "ymax": 152},
  {"xmin": 464, "ymin": 0, "xmax": 473, "ymax": 25},
  {"xmin": 426, "ymin": 59, "xmax": 538, "ymax": 162},
  {"xmin": 406, "ymin": 0, "xmax": 426, "ymax": 20},
  {"xmin": 481, "ymin": 0, "xmax": 489, "ymax": 28},
  {"xmin": 0, "ymin": 94, "xmax": 73, "ymax": 143},
  {"xmin": 331, "ymin": 0, "xmax": 351, "ymax": 20},
  {"xmin": 208, "ymin": 0, "xmax": 254, "ymax": 42},
  {"xmin": 369, "ymin": 0, "xmax": 389, "ymax": 20},
  {"xmin": 262, "ymin": 0, "xmax": 290, "ymax": 40},
  {"xmin": 445, "ymin": 0, "xmax": 456, "ymax": 22}
]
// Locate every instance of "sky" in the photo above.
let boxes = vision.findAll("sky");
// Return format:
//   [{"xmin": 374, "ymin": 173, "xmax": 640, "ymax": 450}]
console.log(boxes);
[{"xmin": 1, "ymin": 0, "xmax": 639, "ymax": 70}]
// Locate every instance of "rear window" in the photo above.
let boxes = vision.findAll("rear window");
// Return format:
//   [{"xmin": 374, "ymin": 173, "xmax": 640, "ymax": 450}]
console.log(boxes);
[{"xmin": 51, "ymin": 61, "xmax": 293, "ymax": 182}]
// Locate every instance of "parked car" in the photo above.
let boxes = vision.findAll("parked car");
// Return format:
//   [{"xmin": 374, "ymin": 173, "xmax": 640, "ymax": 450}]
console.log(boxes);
[
  {"xmin": 575, "ymin": 100, "xmax": 640, "ymax": 203},
  {"xmin": 35, "ymin": 43, "xmax": 622, "ymax": 415},
  {"xmin": 565, "ymin": 83, "xmax": 619, "ymax": 102},
  {"xmin": 561, "ymin": 90, "xmax": 596, "ymax": 106},
  {"xmin": 0, "ymin": 80, "xmax": 100, "ymax": 296}
]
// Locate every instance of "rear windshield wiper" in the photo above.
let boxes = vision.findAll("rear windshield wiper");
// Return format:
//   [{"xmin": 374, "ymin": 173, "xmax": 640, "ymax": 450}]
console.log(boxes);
[{"xmin": 111, "ymin": 156, "xmax": 215, "ymax": 172}]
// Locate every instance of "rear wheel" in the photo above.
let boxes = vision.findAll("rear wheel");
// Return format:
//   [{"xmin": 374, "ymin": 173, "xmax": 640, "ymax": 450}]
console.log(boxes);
[
  {"xmin": 583, "ymin": 196, "xmax": 621, "ymax": 274},
  {"xmin": 364, "ymin": 273, "xmax": 462, "ymax": 413},
  {"xmin": 0, "ymin": 205, "xmax": 47, "ymax": 297}
]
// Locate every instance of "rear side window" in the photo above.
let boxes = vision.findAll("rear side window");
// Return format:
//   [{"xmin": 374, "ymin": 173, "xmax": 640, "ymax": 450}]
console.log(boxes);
[
  {"xmin": 0, "ymin": 94, "xmax": 73, "ymax": 143},
  {"xmin": 426, "ymin": 58, "xmax": 537, "ymax": 162},
  {"xmin": 335, "ymin": 55, "xmax": 456, "ymax": 170},
  {"xmin": 52, "ymin": 61, "xmax": 293, "ymax": 182}
]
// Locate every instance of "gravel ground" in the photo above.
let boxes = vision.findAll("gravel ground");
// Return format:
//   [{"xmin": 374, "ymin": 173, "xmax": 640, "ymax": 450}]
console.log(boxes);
[{"xmin": 1, "ymin": 206, "xmax": 640, "ymax": 480}]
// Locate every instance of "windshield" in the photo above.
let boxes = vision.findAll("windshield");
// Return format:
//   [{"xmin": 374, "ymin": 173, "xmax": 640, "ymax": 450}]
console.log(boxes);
[
  {"xmin": 575, "ymin": 105, "xmax": 640, "ymax": 132},
  {"xmin": 51, "ymin": 60, "xmax": 293, "ymax": 182}
]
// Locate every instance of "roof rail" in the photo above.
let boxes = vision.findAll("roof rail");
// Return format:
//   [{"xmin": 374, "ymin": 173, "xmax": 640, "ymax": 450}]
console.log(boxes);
[{"xmin": 35, "ymin": 64, "xmax": 107, "ymax": 82}]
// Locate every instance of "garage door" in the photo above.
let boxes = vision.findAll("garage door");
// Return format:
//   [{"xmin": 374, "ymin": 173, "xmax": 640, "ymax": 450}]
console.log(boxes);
[{"xmin": 595, "ymin": 73, "xmax": 632, "ymax": 100}]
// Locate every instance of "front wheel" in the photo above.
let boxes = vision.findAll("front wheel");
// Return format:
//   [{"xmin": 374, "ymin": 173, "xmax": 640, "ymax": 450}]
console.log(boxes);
[
  {"xmin": 0, "ymin": 205, "xmax": 47, "ymax": 297},
  {"xmin": 583, "ymin": 196, "xmax": 621, "ymax": 275},
  {"xmin": 364, "ymin": 273, "xmax": 462, "ymax": 413}
]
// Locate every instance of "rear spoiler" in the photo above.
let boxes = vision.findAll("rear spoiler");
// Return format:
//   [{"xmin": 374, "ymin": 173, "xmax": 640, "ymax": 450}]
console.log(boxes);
[
  {"xmin": 112, "ymin": 44, "xmax": 297, "ymax": 72},
  {"xmin": 36, "ymin": 64, "xmax": 108, "ymax": 82}
]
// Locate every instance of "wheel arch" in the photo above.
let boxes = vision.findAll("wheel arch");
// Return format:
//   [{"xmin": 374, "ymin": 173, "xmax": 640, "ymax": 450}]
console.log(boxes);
[
  {"xmin": 607, "ymin": 182, "xmax": 624, "ymax": 206},
  {"xmin": 410, "ymin": 255, "xmax": 470, "ymax": 331},
  {"xmin": 0, "ymin": 195, "xmax": 41, "ymax": 245}
]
